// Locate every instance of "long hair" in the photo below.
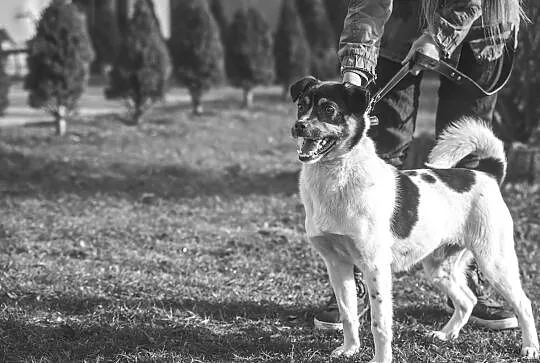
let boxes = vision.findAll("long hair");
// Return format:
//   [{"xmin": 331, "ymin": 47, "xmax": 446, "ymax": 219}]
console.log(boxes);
[{"xmin": 422, "ymin": 0, "xmax": 524, "ymax": 41}]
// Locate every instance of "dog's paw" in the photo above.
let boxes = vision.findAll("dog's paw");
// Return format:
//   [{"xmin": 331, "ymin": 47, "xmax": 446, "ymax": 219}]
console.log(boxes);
[
  {"xmin": 331, "ymin": 344, "xmax": 360, "ymax": 358},
  {"xmin": 521, "ymin": 346, "xmax": 539, "ymax": 360},
  {"xmin": 427, "ymin": 330, "xmax": 458, "ymax": 342},
  {"xmin": 368, "ymin": 358, "xmax": 392, "ymax": 363}
]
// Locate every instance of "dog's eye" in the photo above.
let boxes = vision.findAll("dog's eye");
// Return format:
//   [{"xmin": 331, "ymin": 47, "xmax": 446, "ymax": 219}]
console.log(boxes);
[{"xmin": 324, "ymin": 105, "xmax": 336, "ymax": 115}]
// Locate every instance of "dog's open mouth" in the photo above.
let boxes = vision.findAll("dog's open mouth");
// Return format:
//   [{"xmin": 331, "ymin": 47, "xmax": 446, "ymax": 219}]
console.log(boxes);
[{"xmin": 296, "ymin": 137, "xmax": 337, "ymax": 163}]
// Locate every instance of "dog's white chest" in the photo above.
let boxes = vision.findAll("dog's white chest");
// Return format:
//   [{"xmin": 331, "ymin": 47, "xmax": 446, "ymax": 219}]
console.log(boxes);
[{"xmin": 300, "ymin": 167, "xmax": 385, "ymax": 238}]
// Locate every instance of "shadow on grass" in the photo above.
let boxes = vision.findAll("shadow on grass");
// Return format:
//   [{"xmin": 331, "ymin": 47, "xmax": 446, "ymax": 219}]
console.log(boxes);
[
  {"xmin": 0, "ymin": 149, "xmax": 299, "ymax": 200},
  {"xmin": 0, "ymin": 292, "xmax": 459, "ymax": 361},
  {"xmin": 0, "ymin": 295, "xmax": 320, "ymax": 361}
]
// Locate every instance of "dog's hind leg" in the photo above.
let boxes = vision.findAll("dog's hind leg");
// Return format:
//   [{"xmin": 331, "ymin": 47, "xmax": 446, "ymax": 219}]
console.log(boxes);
[
  {"xmin": 473, "ymin": 240, "xmax": 539, "ymax": 359},
  {"xmin": 423, "ymin": 246, "xmax": 476, "ymax": 341}
]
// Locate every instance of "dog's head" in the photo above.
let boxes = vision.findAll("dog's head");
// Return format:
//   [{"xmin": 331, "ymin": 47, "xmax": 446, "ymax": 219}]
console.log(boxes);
[{"xmin": 290, "ymin": 76, "xmax": 371, "ymax": 164}]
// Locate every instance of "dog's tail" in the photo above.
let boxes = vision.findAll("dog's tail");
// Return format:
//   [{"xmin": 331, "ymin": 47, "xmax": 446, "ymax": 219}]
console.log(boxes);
[{"xmin": 426, "ymin": 117, "xmax": 507, "ymax": 185}]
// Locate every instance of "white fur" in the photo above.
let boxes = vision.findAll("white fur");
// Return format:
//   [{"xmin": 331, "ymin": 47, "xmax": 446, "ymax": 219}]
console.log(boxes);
[
  {"xmin": 426, "ymin": 118, "xmax": 507, "ymax": 178},
  {"xmin": 299, "ymin": 116, "xmax": 539, "ymax": 362}
]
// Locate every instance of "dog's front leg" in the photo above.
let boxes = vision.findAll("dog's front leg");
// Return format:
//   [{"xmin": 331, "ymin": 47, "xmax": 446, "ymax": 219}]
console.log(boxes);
[
  {"xmin": 323, "ymin": 257, "xmax": 360, "ymax": 358},
  {"xmin": 364, "ymin": 258, "xmax": 393, "ymax": 363}
]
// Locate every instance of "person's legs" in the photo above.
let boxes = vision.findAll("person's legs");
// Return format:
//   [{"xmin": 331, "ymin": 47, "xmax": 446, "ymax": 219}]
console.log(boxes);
[
  {"xmin": 436, "ymin": 44, "xmax": 518, "ymax": 330},
  {"xmin": 436, "ymin": 43, "xmax": 500, "ymax": 135},
  {"xmin": 314, "ymin": 57, "xmax": 422, "ymax": 330},
  {"xmin": 369, "ymin": 57, "xmax": 423, "ymax": 168}
]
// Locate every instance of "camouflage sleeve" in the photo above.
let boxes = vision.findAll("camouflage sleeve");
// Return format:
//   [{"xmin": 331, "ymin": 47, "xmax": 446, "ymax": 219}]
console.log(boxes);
[
  {"xmin": 338, "ymin": 0, "xmax": 393, "ymax": 82},
  {"xmin": 429, "ymin": 0, "xmax": 482, "ymax": 58}
]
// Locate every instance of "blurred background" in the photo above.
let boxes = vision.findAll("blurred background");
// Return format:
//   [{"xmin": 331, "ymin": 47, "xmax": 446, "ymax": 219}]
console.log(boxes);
[{"xmin": 0, "ymin": 1, "xmax": 538, "ymax": 362}]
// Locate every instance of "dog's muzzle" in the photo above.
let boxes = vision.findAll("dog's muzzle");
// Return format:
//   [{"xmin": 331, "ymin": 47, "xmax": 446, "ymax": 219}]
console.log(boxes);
[
  {"xmin": 291, "ymin": 121, "xmax": 307, "ymax": 139},
  {"xmin": 291, "ymin": 121, "xmax": 339, "ymax": 163}
]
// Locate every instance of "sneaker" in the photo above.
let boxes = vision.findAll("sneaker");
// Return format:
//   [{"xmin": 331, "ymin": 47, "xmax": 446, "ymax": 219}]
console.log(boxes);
[
  {"xmin": 446, "ymin": 296, "xmax": 518, "ymax": 330},
  {"xmin": 445, "ymin": 263, "xmax": 518, "ymax": 330},
  {"xmin": 313, "ymin": 276, "xmax": 370, "ymax": 331}
]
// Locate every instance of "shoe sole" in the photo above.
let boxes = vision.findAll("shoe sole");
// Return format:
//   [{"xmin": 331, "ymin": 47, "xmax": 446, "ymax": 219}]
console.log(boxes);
[
  {"xmin": 313, "ymin": 305, "xmax": 370, "ymax": 331},
  {"xmin": 313, "ymin": 318, "xmax": 343, "ymax": 331},
  {"xmin": 468, "ymin": 315, "xmax": 519, "ymax": 330},
  {"xmin": 445, "ymin": 305, "xmax": 519, "ymax": 330}
]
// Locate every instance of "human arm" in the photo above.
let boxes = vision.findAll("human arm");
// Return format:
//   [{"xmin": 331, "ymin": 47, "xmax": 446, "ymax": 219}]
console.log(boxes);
[
  {"xmin": 339, "ymin": 0, "xmax": 393, "ymax": 86},
  {"xmin": 403, "ymin": 0, "xmax": 482, "ymax": 65}
]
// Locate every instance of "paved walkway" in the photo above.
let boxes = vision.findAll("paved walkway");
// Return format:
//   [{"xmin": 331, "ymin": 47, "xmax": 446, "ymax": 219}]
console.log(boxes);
[{"xmin": 0, "ymin": 82, "xmax": 203, "ymax": 128}]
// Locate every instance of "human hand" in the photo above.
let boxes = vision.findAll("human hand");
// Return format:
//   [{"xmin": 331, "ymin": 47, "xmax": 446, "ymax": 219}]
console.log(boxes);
[{"xmin": 402, "ymin": 33, "xmax": 441, "ymax": 75}]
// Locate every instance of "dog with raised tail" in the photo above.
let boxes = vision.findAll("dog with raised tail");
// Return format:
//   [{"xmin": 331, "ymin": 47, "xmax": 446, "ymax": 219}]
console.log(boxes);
[{"xmin": 290, "ymin": 76, "xmax": 539, "ymax": 363}]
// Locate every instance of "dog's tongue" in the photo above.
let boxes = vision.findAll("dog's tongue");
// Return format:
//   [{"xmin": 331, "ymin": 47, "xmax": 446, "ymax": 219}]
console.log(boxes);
[{"xmin": 299, "ymin": 139, "xmax": 320, "ymax": 155}]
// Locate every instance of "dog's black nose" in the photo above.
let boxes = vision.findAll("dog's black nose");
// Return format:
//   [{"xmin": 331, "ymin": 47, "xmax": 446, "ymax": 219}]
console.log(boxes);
[
  {"xmin": 294, "ymin": 121, "xmax": 307, "ymax": 132},
  {"xmin": 292, "ymin": 121, "xmax": 307, "ymax": 138}
]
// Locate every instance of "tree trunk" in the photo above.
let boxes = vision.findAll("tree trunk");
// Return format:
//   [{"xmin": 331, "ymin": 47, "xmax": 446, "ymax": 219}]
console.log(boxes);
[
  {"xmin": 132, "ymin": 106, "xmax": 144, "ymax": 125},
  {"xmin": 190, "ymin": 88, "xmax": 203, "ymax": 115},
  {"xmin": 281, "ymin": 84, "xmax": 289, "ymax": 101},
  {"xmin": 242, "ymin": 87, "xmax": 254, "ymax": 108},
  {"xmin": 55, "ymin": 105, "xmax": 67, "ymax": 136}
]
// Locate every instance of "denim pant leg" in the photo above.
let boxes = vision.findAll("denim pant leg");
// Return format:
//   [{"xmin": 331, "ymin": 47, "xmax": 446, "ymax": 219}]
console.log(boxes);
[
  {"xmin": 369, "ymin": 57, "xmax": 423, "ymax": 167},
  {"xmin": 436, "ymin": 44, "xmax": 500, "ymax": 136}
]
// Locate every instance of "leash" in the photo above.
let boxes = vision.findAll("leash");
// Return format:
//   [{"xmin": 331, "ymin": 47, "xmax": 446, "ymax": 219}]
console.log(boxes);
[{"xmin": 367, "ymin": 44, "xmax": 515, "ymax": 126}]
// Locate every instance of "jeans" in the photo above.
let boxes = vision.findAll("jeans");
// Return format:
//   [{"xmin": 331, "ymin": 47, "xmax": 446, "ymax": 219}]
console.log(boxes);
[{"xmin": 368, "ymin": 43, "xmax": 501, "ymax": 167}]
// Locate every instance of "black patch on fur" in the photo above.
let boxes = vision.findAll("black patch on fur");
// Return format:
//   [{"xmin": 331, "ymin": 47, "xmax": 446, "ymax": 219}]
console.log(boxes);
[
  {"xmin": 420, "ymin": 173, "xmax": 436, "ymax": 183},
  {"xmin": 391, "ymin": 172, "xmax": 420, "ymax": 239},
  {"xmin": 430, "ymin": 168, "xmax": 476, "ymax": 193},
  {"xmin": 404, "ymin": 170, "xmax": 418, "ymax": 176},
  {"xmin": 290, "ymin": 76, "xmax": 318, "ymax": 102},
  {"xmin": 476, "ymin": 157, "xmax": 505, "ymax": 184}
]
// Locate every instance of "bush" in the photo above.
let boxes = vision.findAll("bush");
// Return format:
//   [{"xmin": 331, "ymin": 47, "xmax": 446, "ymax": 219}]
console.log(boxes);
[
  {"xmin": 24, "ymin": 0, "xmax": 94, "ymax": 136},
  {"xmin": 494, "ymin": 1, "xmax": 540, "ymax": 144},
  {"xmin": 91, "ymin": 0, "xmax": 121, "ymax": 74},
  {"xmin": 274, "ymin": 0, "xmax": 311, "ymax": 96},
  {"xmin": 226, "ymin": 7, "xmax": 275, "ymax": 108},
  {"xmin": 295, "ymin": 0, "xmax": 338, "ymax": 79},
  {"xmin": 169, "ymin": 0, "xmax": 224, "ymax": 115},
  {"xmin": 0, "ymin": 60, "xmax": 10, "ymax": 115},
  {"xmin": 105, "ymin": 0, "xmax": 172, "ymax": 124}
]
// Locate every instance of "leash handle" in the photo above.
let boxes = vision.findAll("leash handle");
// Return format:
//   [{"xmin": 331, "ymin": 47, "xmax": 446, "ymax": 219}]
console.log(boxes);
[
  {"xmin": 369, "ymin": 61, "xmax": 413, "ymax": 109},
  {"xmin": 369, "ymin": 51, "xmax": 432, "ymax": 109},
  {"xmin": 367, "ymin": 46, "xmax": 514, "ymax": 118}
]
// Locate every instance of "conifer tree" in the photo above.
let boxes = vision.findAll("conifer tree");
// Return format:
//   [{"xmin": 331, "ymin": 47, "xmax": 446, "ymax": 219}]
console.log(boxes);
[
  {"xmin": 274, "ymin": 0, "xmax": 311, "ymax": 97},
  {"xmin": 295, "ymin": 0, "xmax": 338, "ymax": 79},
  {"xmin": 105, "ymin": 0, "xmax": 172, "ymax": 124},
  {"xmin": 91, "ymin": 0, "xmax": 121, "ymax": 74},
  {"xmin": 24, "ymin": 0, "xmax": 94, "ymax": 136},
  {"xmin": 169, "ymin": 0, "xmax": 224, "ymax": 115},
  {"xmin": 0, "ymin": 60, "xmax": 10, "ymax": 116},
  {"xmin": 226, "ymin": 7, "xmax": 275, "ymax": 108}
]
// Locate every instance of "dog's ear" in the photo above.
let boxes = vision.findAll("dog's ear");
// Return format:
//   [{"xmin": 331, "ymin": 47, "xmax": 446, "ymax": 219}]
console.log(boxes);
[
  {"xmin": 290, "ymin": 76, "xmax": 319, "ymax": 102},
  {"xmin": 343, "ymin": 83, "xmax": 371, "ymax": 116}
]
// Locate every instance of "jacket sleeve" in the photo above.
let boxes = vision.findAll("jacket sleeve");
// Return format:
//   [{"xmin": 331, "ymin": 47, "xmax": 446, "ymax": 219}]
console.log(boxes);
[
  {"xmin": 429, "ymin": 0, "xmax": 482, "ymax": 58},
  {"xmin": 338, "ymin": 0, "xmax": 393, "ymax": 82}
]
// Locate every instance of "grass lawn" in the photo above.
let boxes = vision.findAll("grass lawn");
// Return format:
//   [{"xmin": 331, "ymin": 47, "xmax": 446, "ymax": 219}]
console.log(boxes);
[{"xmin": 0, "ymin": 86, "xmax": 539, "ymax": 362}]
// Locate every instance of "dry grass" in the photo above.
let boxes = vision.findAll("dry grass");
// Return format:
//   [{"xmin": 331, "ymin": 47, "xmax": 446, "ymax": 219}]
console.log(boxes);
[{"xmin": 0, "ymin": 86, "xmax": 538, "ymax": 362}]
